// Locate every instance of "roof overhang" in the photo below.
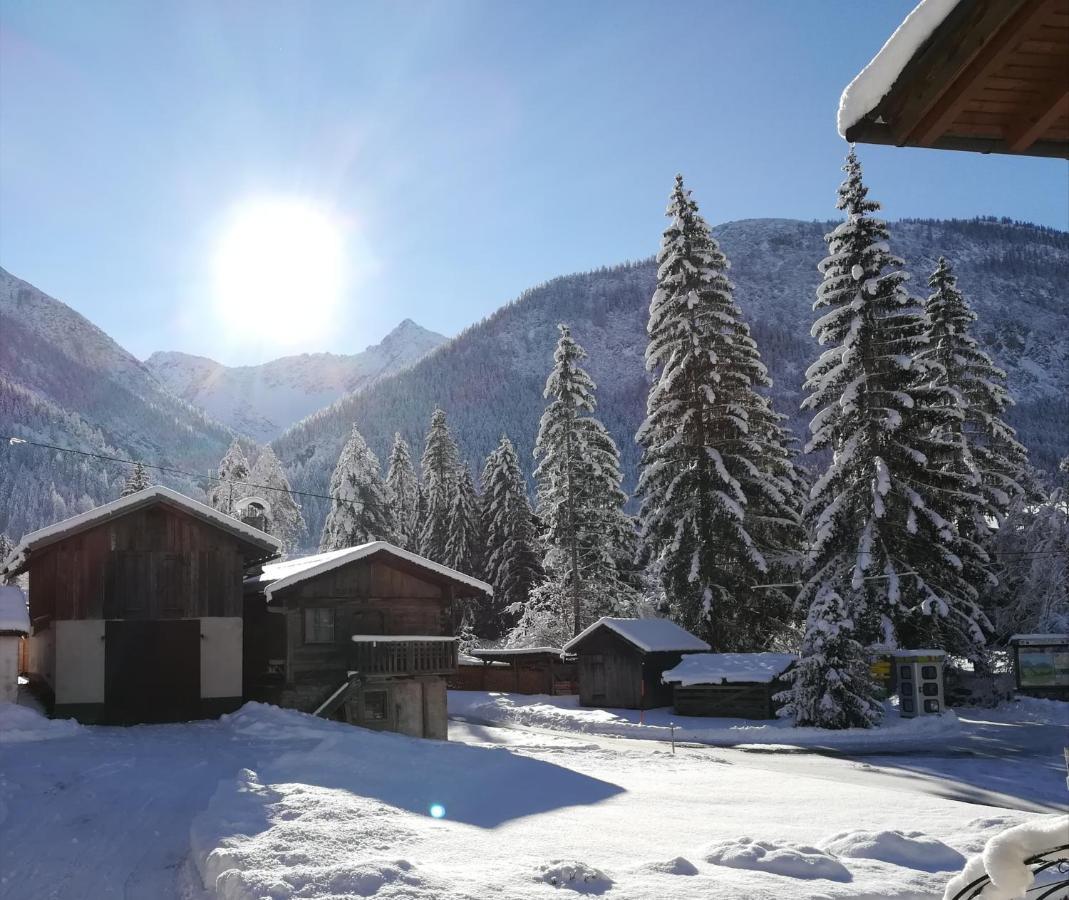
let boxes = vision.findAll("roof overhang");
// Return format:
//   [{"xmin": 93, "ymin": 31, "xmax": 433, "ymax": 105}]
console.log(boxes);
[
  {"xmin": 840, "ymin": 0, "xmax": 1069, "ymax": 159},
  {"xmin": 0, "ymin": 486, "xmax": 281, "ymax": 578}
]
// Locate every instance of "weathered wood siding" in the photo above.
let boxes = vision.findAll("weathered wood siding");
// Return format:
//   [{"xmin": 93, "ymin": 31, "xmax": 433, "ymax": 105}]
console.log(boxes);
[
  {"xmin": 672, "ymin": 679, "xmax": 787, "ymax": 720},
  {"xmin": 572, "ymin": 628, "xmax": 686, "ymax": 709},
  {"xmin": 27, "ymin": 505, "xmax": 249, "ymax": 624}
]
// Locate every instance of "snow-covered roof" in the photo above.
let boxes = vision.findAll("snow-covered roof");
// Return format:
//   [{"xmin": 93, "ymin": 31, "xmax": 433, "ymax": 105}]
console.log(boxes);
[
  {"xmin": 837, "ymin": 0, "xmax": 960, "ymax": 138},
  {"xmin": 0, "ymin": 585, "xmax": 30, "ymax": 635},
  {"xmin": 252, "ymin": 541, "xmax": 492, "ymax": 601},
  {"xmin": 471, "ymin": 646, "xmax": 564, "ymax": 659},
  {"xmin": 1009, "ymin": 634, "xmax": 1069, "ymax": 646},
  {"xmin": 563, "ymin": 617, "xmax": 710, "ymax": 654},
  {"xmin": 0, "ymin": 486, "xmax": 281, "ymax": 578},
  {"xmin": 661, "ymin": 653, "xmax": 797, "ymax": 686},
  {"xmin": 890, "ymin": 649, "xmax": 947, "ymax": 659}
]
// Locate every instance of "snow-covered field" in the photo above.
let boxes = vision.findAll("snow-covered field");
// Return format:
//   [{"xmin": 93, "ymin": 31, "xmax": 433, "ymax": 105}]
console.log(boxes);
[{"xmin": 0, "ymin": 696, "xmax": 1065, "ymax": 900}]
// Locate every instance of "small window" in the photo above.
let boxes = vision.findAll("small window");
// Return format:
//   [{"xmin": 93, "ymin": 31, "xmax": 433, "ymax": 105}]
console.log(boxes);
[
  {"xmin": 922, "ymin": 682, "xmax": 939, "ymax": 697},
  {"xmin": 304, "ymin": 608, "xmax": 335, "ymax": 644},
  {"xmin": 921, "ymin": 665, "xmax": 937, "ymax": 680},
  {"xmin": 364, "ymin": 690, "xmax": 388, "ymax": 721},
  {"xmin": 901, "ymin": 697, "xmax": 914, "ymax": 713},
  {"xmin": 923, "ymin": 699, "xmax": 941, "ymax": 713},
  {"xmin": 898, "ymin": 665, "xmax": 912, "ymax": 682}
]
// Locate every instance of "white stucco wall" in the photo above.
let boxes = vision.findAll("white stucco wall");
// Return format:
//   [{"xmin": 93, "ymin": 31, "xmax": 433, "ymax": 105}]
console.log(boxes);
[
  {"xmin": 199, "ymin": 617, "xmax": 242, "ymax": 699},
  {"xmin": 55, "ymin": 620, "xmax": 105, "ymax": 704},
  {"xmin": 0, "ymin": 636, "xmax": 20, "ymax": 703}
]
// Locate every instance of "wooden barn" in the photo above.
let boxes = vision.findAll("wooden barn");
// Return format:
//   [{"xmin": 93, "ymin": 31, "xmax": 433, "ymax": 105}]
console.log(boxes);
[
  {"xmin": 563, "ymin": 617, "xmax": 710, "ymax": 710},
  {"xmin": 662, "ymin": 653, "xmax": 797, "ymax": 720},
  {"xmin": 243, "ymin": 542, "xmax": 492, "ymax": 740},
  {"xmin": 449, "ymin": 647, "xmax": 577, "ymax": 695},
  {"xmin": 0, "ymin": 487, "xmax": 282, "ymax": 723}
]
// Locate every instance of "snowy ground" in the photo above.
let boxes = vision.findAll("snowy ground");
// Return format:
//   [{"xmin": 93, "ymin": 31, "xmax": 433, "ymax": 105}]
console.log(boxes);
[{"xmin": 0, "ymin": 694, "xmax": 1064, "ymax": 900}]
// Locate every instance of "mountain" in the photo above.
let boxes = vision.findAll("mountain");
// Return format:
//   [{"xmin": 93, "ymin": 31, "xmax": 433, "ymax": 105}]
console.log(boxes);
[
  {"xmin": 0, "ymin": 267, "xmax": 238, "ymax": 540},
  {"xmin": 146, "ymin": 320, "xmax": 447, "ymax": 442},
  {"xmin": 272, "ymin": 218, "xmax": 1069, "ymax": 544}
]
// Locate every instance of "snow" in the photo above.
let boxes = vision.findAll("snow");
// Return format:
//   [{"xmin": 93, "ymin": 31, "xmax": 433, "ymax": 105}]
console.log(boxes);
[
  {"xmin": 1009, "ymin": 633, "xmax": 1068, "ymax": 645},
  {"xmin": 942, "ymin": 814, "xmax": 1069, "ymax": 900},
  {"xmin": 662, "ymin": 653, "xmax": 796, "ymax": 686},
  {"xmin": 0, "ymin": 702, "xmax": 81, "ymax": 743},
  {"xmin": 1, "ymin": 486, "xmax": 281, "ymax": 578},
  {"xmin": 822, "ymin": 829, "xmax": 965, "ymax": 872},
  {"xmin": 0, "ymin": 585, "xmax": 29, "ymax": 634},
  {"xmin": 563, "ymin": 617, "xmax": 710, "ymax": 654},
  {"xmin": 838, "ymin": 0, "xmax": 961, "ymax": 136},
  {"xmin": 1, "ymin": 697, "xmax": 1064, "ymax": 900},
  {"xmin": 252, "ymin": 540, "xmax": 492, "ymax": 600}
]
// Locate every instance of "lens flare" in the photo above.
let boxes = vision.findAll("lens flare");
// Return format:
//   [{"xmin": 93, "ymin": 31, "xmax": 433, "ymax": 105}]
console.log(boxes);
[{"xmin": 429, "ymin": 803, "xmax": 446, "ymax": 819}]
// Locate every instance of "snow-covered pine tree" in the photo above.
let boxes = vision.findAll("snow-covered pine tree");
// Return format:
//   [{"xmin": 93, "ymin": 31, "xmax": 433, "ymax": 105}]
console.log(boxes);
[
  {"xmin": 120, "ymin": 461, "xmax": 152, "ymax": 497},
  {"xmin": 249, "ymin": 447, "xmax": 306, "ymax": 554},
  {"xmin": 799, "ymin": 148, "xmax": 987, "ymax": 674},
  {"xmin": 481, "ymin": 435, "xmax": 544, "ymax": 640},
  {"xmin": 320, "ymin": 426, "xmax": 395, "ymax": 550},
  {"xmin": 534, "ymin": 324, "xmax": 640, "ymax": 636},
  {"xmin": 0, "ymin": 532, "xmax": 13, "ymax": 571},
  {"xmin": 207, "ymin": 441, "xmax": 250, "ymax": 515},
  {"xmin": 419, "ymin": 408, "xmax": 460, "ymax": 563},
  {"xmin": 385, "ymin": 433, "xmax": 421, "ymax": 551},
  {"xmin": 444, "ymin": 467, "xmax": 483, "ymax": 577},
  {"xmin": 776, "ymin": 582, "xmax": 883, "ymax": 729},
  {"xmin": 636, "ymin": 174, "xmax": 800, "ymax": 650}
]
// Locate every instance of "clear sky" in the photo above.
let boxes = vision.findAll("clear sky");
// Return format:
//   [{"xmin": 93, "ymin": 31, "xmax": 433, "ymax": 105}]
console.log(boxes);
[{"xmin": 2, "ymin": 1, "xmax": 1066, "ymax": 365}]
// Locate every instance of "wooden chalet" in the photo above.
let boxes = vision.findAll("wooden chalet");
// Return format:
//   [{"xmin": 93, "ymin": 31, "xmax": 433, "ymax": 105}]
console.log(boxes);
[
  {"xmin": 839, "ymin": 0, "xmax": 1069, "ymax": 158},
  {"xmin": 243, "ymin": 542, "xmax": 492, "ymax": 740},
  {"xmin": 563, "ymin": 617, "xmax": 710, "ymax": 710},
  {"xmin": 662, "ymin": 653, "xmax": 797, "ymax": 720},
  {"xmin": 0, "ymin": 487, "xmax": 281, "ymax": 724},
  {"xmin": 450, "ymin": 647, "xmax": 577, "ymax": 695}
]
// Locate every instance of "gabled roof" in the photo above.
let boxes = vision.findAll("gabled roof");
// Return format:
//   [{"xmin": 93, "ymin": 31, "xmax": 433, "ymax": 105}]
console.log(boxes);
[
  {"xmin": 662, "ymin": 653, "xmax": 797, "ymax": 687},
  {"xmin": 248, "ymin": 541, "xmax": 492, "ymax": 601},
  {"xmin": 563, "ymin": 617, "xmax": 710, "ymax": 655},
  {"xmin": 0, "ymin": 486, "xmax": 281, "ymax": 578}
]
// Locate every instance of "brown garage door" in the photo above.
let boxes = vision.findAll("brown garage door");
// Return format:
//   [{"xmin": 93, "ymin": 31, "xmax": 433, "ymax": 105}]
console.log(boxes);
[{"xmin": 105, "ymin": 619, "xmax": 200, "ymax": 723}]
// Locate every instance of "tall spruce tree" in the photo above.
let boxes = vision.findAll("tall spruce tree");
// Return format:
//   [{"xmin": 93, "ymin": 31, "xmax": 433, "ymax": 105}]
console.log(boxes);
[
  {"xmin": 120, "ymin": 461, "xmax": 152, "ymax": 497},
  {"xmin": 320, "ymin": 426, "xmax": 394, "ymax": 550},
  {"xmin": 636, "ymin": 174, "xmax": 800, "ymax": 650},
  {"xmin": 797, "ymin": 150, "xmax": 987, "ymax": 723},
  {"xmin": 481, "ymin": 435, "xmax": 543, "ymax": 640},
  {"xmin": 534, "ymin": 324, "xmax": 639, "ymax": 636},
  {"xmin": 419, "ymin": 408, "xmax": 460, "ymax": 563},
  {"xmin": 207, "ymin": 440, "xmax": 250, "ymax": 515},
  {"xmin": 249, "ymin": 447, "xmax": 306, "ymax": 554},
  {"xmin": 385, "ymin": 433, "xmax": 421, "ymax": 551},
  {"xmin": 445, "ymin": 467, "xmax": 483, "ymax": 577}
]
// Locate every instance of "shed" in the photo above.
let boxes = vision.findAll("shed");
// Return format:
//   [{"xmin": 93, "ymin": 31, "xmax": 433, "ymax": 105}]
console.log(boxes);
[
  {"xmin": 449, "ymin": 647, "xmax": 576, "ymax": 695},
  {"xmin": 1009, "ymin": 633, "xmax": 1069, "ymax": 699},
  {"xmin": 839, "ymin": 0, "xmax": 1069, "ymax": 158},
  {"xmin": 563, "ymin": 617, "xmax": 710, "ymax": 709},
  {"xmin": 0, "ymin": 585, "xmax": 30, "ymax": 703},
  {"xmin": 244, "ymin": 541, "xmax": 492, "ymax": 739},
  {"xmin": 0, "ymin": 486, "xmax": 281, "ymax": 723},
  {"xmin": 662, "ymin": 653, "xmax": 797, "ymax": 720}
]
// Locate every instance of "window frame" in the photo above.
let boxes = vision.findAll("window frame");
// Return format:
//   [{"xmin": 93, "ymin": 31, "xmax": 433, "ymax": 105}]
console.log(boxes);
[{"xmin": 303, "ymin": 607, "xmax": 336, "ymax": 644}]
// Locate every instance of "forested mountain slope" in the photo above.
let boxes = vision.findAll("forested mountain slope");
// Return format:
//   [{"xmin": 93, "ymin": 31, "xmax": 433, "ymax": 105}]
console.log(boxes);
[
  {"xmin": 0, "ymin": 267, "xmax": 236, "ymax": 539},
  {"xmin": 146, "ymin": 319, "xmax": 446, "ymax": 442},
  {"xmin": 273, "ymin": 218, "xmax": 1068, "ymax": 541}
]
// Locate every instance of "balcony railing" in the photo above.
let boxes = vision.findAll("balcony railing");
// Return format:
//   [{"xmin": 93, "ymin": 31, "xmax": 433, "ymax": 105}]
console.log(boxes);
[{"xmin": 350, "ymin": 635, "xmax": 458, "ymax": 677}]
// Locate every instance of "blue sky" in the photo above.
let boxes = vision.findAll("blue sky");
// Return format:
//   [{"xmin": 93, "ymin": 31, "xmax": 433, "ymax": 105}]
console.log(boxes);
[{"xmin": 2, "ymin": 1, "xmax": 1066, "ymax": 365}]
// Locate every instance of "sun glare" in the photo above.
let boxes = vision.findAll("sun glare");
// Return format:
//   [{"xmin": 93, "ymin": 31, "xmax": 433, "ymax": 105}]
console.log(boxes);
[{"xmin": 213, "ymin": 198, "xmax": 346, "ymax": 346}]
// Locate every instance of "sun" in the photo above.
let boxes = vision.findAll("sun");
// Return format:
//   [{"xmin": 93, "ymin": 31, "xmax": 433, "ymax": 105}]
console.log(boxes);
[{"xmin": 213, "ymin": 197, "xmax": 346, "ymax": 346}]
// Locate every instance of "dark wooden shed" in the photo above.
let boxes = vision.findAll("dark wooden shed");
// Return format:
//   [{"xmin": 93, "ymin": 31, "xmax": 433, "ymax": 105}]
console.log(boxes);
[
  {"xmin": 662, "ymin": 653, "xmax": 797, "ymax": 720},
  {"xmin": 0, "ymin": 487, "xmax": 281, "ymax": 724},
  {"xmin": 244, "ymin": 541, "xmax": 492, "ymax": 739},
  {"xmin": 449, "ymin": 647, "xmax": 577, "ymax": 695},
  {"xmin": 563, "ymin": 617, "xmax": 710, "ymax": 710}
]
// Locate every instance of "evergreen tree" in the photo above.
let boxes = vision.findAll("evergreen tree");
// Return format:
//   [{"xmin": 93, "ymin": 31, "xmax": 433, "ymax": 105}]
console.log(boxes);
[
  {"xmin": 444, "ymin": 467, "xmax": 483, "ymax": 577},
  {"xmin": 120, "ymin": 461, "xmax": 152, "ymax": 497},
  {"xmin": 385, "ymin": 433, "xmax": 421, "ymax": 551},
  {"xmin": 207, "ymin": 440, "xmax": 250, "ymax": 515},
  {"xmin": 320, "ymin": 426, "xmax": 394, "ymax": 550},
  {"xmin": 636, "ymin": 174, "xmax": 800, "ymax": 650},
  {"xmin": 534, "ymin": 324, "xmax": 640, "ymax": 636},
  {"xmin": 419, "ymin": 408, "xmax": 460, "ymax": 563},
  {"xmin": 481, "ymin": 435, "xmax": 543, "ymax": 640},
  {"xmin": 0, "ymin": 532, "xmax": 13, "ymax": 573},
  {"xmin": 776, "ymin": 583, "xmax": 883, "ymax": 729},
  {"xmin": 798, "ymin": 149, "xmax": 987, "ymax": 680},
  {"xmin": 248, "ymin": 447, "xmax": 306, "ymax": 554}
]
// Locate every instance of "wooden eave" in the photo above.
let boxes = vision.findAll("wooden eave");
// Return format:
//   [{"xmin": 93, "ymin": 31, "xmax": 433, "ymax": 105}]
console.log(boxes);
[{"xmin": 844, "ymin": 0, "xmax": 1069, "ymax": 158}]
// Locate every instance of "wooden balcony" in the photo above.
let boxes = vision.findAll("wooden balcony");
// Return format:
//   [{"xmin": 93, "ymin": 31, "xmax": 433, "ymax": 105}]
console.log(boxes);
[{"xmin": 349, "ymin": 635, "xmax": 458, "ymax": 677}]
